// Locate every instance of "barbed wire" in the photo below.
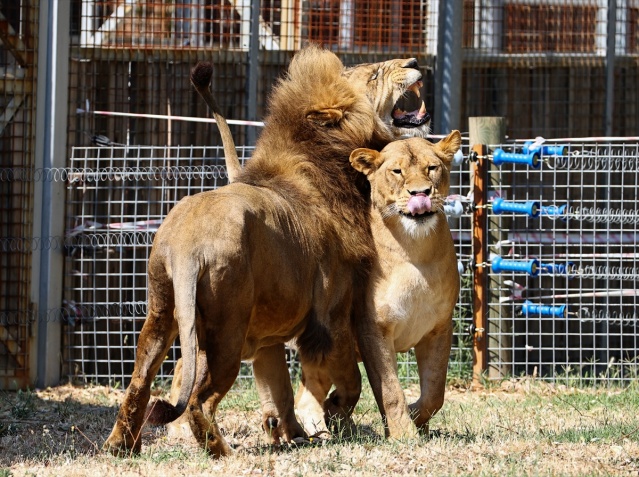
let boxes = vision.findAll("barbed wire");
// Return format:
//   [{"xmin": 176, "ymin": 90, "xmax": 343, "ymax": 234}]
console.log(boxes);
[
  {"xmin": 567, "ymin": 205, "xmax": 639, "ymax": 224},
  {"xmin": 546, "ymin": 149, "xmax": 639, "ymax": 171},
  {"xmin": 0, "ymin": 232, "xmax": 157, "ymax": 252},
  {"xmin": 576, "ymin": 307, "xmax": 638, "ymax": 327},
  {"xmin": 575, "ymin": 264, "xmax": 639, "ymax": 280},
  {"xmin": 0, "ymin": 302, "xmax": 148, "ymax": 325},
  {"xmin": 0, "ymin": 165, "xmax": 230, "ymax": 183}
]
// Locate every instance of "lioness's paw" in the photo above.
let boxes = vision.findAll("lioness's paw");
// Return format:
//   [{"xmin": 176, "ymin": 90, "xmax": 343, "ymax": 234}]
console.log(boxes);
[{"xmin": 103, "ymin": 437, "xmax": 140, "ymax": 457}]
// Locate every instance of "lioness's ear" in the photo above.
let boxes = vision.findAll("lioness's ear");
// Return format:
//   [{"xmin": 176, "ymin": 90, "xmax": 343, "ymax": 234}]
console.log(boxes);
[
  {"xmin": 306, "ymin": 108, "xmax": 343, "ymax": 126},
  {"xmin": 436, "ymin": 130, "xmax": 462, "ymax": 166},
  {"xmin": 349, "ymin": 148, "xmax": 382, "ymax": 176}
]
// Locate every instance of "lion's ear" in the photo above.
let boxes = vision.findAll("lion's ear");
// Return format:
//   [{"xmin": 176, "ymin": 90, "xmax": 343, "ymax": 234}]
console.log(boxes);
[
  {"xmin": 306, "ymin": 108, "xmax": 343, "ymax": 126},
  {"xmin": 350, "ymin": 148, "xmax": 383, "ymax": 176},
  {"xmin": 436, "ymin": 130, "xmax": 462, "ymax": 165}
]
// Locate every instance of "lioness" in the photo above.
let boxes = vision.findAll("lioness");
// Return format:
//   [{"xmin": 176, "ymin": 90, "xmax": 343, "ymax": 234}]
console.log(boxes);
[
  {"xmin": 296, "ymin": 132, "xmax": 461, "ymax": 437},
  {"xmin": 104, "ymin": 46, "xmax": 429, "ymax": 458}
]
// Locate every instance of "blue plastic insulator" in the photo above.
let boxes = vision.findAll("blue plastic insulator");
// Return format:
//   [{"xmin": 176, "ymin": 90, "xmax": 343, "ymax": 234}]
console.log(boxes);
[
  {"xmin": 523, "ymin": 141, "xmax": 566, "ymax": 156},
  {"xmin": 492, "ymin": 198, "xmax": 540, "ymax": 218},
  {"xmin": 521, "ymin": 300, "xmax": 567, "ymax": 318},
  {"xmin": 540, "ymin": 262, "xmax": 575, "ymax": 277},
  {"xmin": 452, "ymin": 149, "xmax": 464, "ymax": 166},
  {"xmin": 493, "ymin": 148, "xmax": 541, "ymax": 169},
  {"xmin": 540, "ymin": 204, "xmax": 568, "ymax": 218},
  {"xmin": 444, "ymin": 200, "xmax": 464, "ymax": 217},
  {"xmin": 491, "ymin": 256, "xmax": 540, "ymax": 277},
  {"xmin": 541, "ymin": 263, "xmax": 566, "ymax": 274}
]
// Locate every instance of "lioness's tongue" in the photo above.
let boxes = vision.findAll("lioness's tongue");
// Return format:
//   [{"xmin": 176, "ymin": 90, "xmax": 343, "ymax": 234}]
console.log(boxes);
[{"xmin": 407, "ymin": 195, "xmax": 431, "ymax": 215}]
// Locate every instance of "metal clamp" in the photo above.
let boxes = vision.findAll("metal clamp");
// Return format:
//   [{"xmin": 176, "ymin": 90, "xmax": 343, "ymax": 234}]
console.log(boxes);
[{"xmin": 467, "ymin": 323, "xmax": 486, "ymax": 338}]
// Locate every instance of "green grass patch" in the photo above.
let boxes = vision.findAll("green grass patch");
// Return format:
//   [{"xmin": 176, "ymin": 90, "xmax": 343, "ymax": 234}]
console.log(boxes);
[{"xmin": 549, "ymin": 422, "xmax": 639, "ymax": 443}]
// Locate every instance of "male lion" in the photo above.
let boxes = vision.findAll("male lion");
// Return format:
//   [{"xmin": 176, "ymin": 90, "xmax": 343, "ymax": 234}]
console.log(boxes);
[
  {"xmin": 167, "ymin": 53, "xmax": 434, "ymax": 440},
  {"xmin": 194, "ymin": 56, "xmax": 431, "ymax": 183},
  {"xmin": 103, "ymin": 45, "xmax": 429, "ymax": 458},
  {"xmin": 296, "ymin": 132, "xmax": 462, "ymax": 437}
]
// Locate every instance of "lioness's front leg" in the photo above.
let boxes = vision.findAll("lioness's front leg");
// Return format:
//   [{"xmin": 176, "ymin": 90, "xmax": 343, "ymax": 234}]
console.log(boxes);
[
  {"xmin": 295, "ymin": 363, "xmax": 333, "ymax": 437},
  {"xmin": 253, "ymin": 344, "xmax": 306, "ymax": 443},
  {"xmin": 355, "ymin": 303, "xmax": 416, "ymax": 439},
  {"xmin": 409, "ymin": 323, "xmax": 453, "ymax": 434},
  {"xmin": 321, "ymin": 340, "xmax": 361, "ymax": 437}
]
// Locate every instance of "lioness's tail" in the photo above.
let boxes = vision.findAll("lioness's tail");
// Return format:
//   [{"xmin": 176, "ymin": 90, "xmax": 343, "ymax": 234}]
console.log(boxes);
[
  {"xmin": 190, "ymin": 61, "xmax": 243, "ymax": 183},
  {"xmin": 145, "ymin": 263, "xmax": 199, "ymax": 425}
]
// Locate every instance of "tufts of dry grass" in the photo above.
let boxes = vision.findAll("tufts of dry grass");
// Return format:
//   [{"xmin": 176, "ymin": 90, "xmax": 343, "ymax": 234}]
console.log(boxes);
[{"xmin": 1, "ymin": 377, "xmax": 638, "ymax": 477}]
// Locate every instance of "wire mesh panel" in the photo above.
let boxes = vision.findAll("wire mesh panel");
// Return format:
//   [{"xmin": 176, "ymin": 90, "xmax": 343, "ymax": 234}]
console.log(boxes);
[
  {"xmin": 63, "ymin": 145, "xmax": 234, "ymax": 384},
  {"xmin": 478, "ymin": 139, "xmax": 639, "ymax": 383},
  {"xmin": 461, "ymin": 0, "xmax": 639, "ymax": 138},
  {"xmin": 62, "ymin": 140, "xmax": 474, "ymax": 386},
  {"xmin": 69, "ymin": 0, "xmax": 439, "ymax": 156},
  {"xmin": 0, "ymin": 2, "xmax": 39, "ymax": 389}
]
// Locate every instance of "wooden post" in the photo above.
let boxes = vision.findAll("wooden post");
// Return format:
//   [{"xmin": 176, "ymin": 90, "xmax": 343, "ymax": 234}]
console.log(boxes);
[
  {"xmin": 469, "ymin": 117, "xmax": 509, "ymax": 383},
  {"xmin": 471, "ymin": 143, "xmax": 488, "ymax": 385}
]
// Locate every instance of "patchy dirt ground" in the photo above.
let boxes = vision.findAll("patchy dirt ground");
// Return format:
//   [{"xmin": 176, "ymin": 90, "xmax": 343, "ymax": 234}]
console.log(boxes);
[{"xmin": 1, "ymin": 380, "xmax": 638, "ymax": 476}]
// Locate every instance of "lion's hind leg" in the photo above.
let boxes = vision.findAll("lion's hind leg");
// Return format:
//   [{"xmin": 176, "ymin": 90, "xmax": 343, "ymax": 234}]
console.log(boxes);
[
  {"xmin": 104, "ymin": 301, "xmax": 178, "ymax": 455},
  {"xmin": 187, "ymin": 356, "xmax": 238, "ymax": 457},
  {"xmin": 187, "ymin": 309, "xmax": 250, "ymax": 457}
]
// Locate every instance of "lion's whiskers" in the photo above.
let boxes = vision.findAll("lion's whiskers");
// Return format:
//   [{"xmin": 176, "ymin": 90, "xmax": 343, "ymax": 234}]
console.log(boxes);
[{"xmin": 380, "ymin": 203, "xmax": 400, "ymax": 220}]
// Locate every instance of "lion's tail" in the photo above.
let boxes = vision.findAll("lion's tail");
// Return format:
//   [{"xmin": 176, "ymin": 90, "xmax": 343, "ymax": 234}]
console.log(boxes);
[
  {"xmin": 190, "ymin": 61, "xmax": 243, "ymax": 183},
  {"xmin": 145, "ymin": 263, "xmax": 199, "ymax": 426}
]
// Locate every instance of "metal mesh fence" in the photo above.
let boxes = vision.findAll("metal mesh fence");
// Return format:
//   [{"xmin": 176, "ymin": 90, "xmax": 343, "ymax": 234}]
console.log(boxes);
[
  {"xmin": 60, "ymin": 141, "xmax": 473, "ymax": 385},
  {"xmin": 67, "ymin": 1, "xmax": 639, "ymax": 146},
  {"xmin": 461, "ymin": 0, "xmax": 638, "ymax": 138},
  {"xmin": 68, "ymin": 0, "xmax": 440, "ymax": 157},
  {"xmin": 61, "ymin": 137, "xmax": 639, "ymax": 386},
  {"xmin": 59, "ymin": 0, "xmax": 639, "ymax": 386},
  {"xmin": 66, "ymin": 1, "xmax": 638, "ymax": 167},
  {"xmin": 475, "ymin": 138, "xmax": 639, "ymax": 384},
  {"xmin": 0, "ymin": 2, "xmax": 39, "ymax": 389}
]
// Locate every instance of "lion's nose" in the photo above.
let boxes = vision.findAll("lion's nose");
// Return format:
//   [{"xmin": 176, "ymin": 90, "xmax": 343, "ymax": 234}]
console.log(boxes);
[
  {"xmin": 409, "ymin": 187, "xmax": 431, "ymax": 196},
  {"xmin": 403, "ymin": 58, "xmax": 418, "ymax": 69}
]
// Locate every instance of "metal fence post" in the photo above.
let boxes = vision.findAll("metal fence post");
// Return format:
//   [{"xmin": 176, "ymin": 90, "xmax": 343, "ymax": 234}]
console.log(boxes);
[
  {"xmin": 605, "ymin": 0, "xmax": 617, "ymax": 136},
  {"xmin": 246, "ymin": 0, "xmax": 260, "ymax": 146},
  {"xmin": 33, "ymin": 0, "xmax": 69, "ymax": 387},
  {"xmin": 434, "ymin": 0, "xmax": 463, "ymax": 134}
]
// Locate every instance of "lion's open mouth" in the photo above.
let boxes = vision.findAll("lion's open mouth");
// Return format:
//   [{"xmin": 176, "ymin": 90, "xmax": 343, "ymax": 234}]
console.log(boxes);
[{"xmin": 392, "ymin": 81, "xmax": 430, "ymax": 128}]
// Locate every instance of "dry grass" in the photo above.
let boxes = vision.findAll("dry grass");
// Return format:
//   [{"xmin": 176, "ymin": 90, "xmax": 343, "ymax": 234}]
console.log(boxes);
[{"xmin": 1, "ymin": 377, "xmax": 638, "ymax": 477}]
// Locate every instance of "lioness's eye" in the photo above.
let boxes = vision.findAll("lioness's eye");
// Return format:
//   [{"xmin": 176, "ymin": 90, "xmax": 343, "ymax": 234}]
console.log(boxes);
[
  {"xmin": 392, "ymin": 168, "xmax": 402, "ymax": 175},
  {"xmin": 428, "ymin": 165, "xmax": 439, "ymax": 172},
  {"xmin": 369, "ymin": 70, "xmax": 379, "ymax": 81}
]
